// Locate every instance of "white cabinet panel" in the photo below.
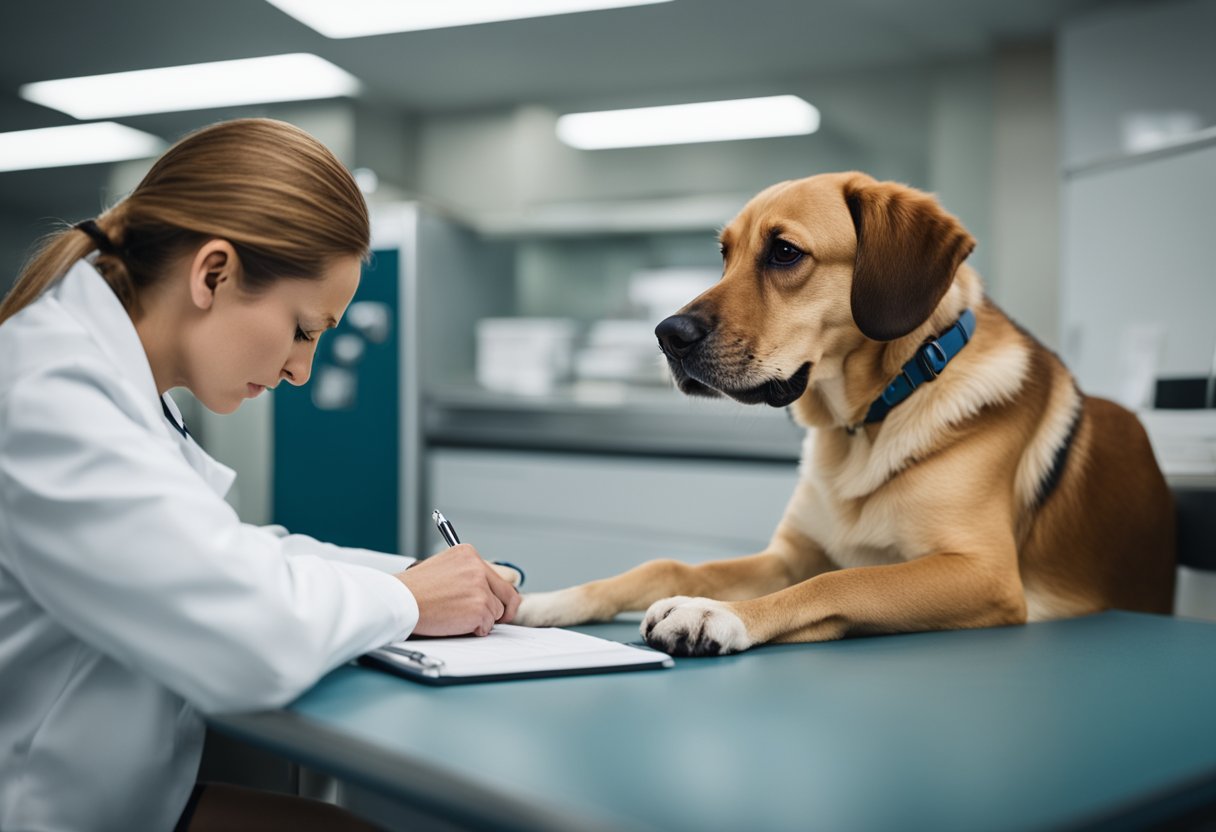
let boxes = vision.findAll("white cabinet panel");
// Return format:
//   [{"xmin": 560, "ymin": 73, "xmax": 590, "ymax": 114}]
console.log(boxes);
[
  {"xmin": 1061, "ymin": 140, "xmax": 1216, "ymax": 403},
  {"xmin": 428, "ymin": 448, "xmax": 801, "ymax": 591}
]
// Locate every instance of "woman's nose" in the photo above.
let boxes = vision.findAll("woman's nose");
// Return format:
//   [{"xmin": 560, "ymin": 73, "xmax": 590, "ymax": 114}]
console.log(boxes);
[{"xmin": 281, "ymin": 351, "xmax": 313, "ymax": 386}]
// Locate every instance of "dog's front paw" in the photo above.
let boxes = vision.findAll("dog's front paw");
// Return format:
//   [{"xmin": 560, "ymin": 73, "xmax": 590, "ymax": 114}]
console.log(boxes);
[
  {"xmin": 641, "ymin": 596, "xmax": 753, "ymax": 656},
  {"xmin": 488, "ymin": 562, "xmax": 522, "ymax": 587},
  {"xmin": 514, "ymin": 588, "xmax": 599, "ymax": 627}
]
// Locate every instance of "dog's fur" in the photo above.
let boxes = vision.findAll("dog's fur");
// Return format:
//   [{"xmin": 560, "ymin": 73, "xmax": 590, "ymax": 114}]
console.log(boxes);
[{"xmin": 514, "ymin": 172, "xmax": 1175, "ymax": 656}]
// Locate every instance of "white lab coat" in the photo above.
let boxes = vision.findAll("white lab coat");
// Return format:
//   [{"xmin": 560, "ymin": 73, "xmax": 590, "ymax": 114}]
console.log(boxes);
[{"xmin": 0, "ymin": 258, "xmax": 419, "ymax": 831}]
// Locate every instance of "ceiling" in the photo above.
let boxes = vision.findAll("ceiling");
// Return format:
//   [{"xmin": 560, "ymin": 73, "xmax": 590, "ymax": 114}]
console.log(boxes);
[{"xmin": 0, "ymin": 0, "xmax": 1128, "ymax": 222}]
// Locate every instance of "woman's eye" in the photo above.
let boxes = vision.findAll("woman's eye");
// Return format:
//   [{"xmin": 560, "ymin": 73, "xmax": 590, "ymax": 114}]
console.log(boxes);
[
  {"xmin": 769, "ymin": 240, "xmax": 803, "ymax": 266},
  {"xmin": 294, "ymin": 326, "xmax": 314, "ymax": 343}
]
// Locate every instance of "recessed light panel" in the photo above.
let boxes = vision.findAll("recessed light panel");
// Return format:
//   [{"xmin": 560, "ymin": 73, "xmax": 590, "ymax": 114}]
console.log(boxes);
[
  {"xmin": 556, "ymin": 96, "xmax": 820, "ymax": 150},
  {"xmin": 20, "ymin": 54, "xmax": 361, "ymax": 120},
  {"xmin": 0, "ymin": 123, "xmax": 164, "ymax": 172},
  {"xmin": 264, "ymin": 0, "xmax": 673, "ymax": 38}
]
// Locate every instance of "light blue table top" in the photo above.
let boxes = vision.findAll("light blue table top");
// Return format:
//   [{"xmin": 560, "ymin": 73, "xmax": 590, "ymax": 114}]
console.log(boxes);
[{"xmin": 210, "ymin": 611, "xmax": 1216, "ymax": 832}]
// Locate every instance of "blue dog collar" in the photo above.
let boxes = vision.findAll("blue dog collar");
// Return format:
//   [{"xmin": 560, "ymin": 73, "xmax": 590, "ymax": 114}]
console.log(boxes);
[{"xmin": 864, "ymin": 308, "xmax": 976, "ymax": 424}]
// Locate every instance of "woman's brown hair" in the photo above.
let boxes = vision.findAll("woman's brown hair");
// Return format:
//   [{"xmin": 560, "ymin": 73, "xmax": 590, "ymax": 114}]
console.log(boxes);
[{"xmin": 0, "ymin": 117, "xmax": 370, "ymax": 325}]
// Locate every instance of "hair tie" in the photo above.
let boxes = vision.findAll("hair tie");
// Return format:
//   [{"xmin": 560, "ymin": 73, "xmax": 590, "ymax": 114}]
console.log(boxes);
[{"xmin": 74, "ymin": 219, "xmax": 119, "ymax": 255}]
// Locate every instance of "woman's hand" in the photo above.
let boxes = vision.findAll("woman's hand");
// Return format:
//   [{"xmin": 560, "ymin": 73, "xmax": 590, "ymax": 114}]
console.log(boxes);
[{"xmin": 396, "ymin": 544, "xmax": 521, "ymax": 637}]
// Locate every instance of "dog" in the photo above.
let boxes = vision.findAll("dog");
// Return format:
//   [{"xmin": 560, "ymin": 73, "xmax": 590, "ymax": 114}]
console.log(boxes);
[{"xmin": 513, "ymin": 171, "xmax": 1176, "ymax": 656}]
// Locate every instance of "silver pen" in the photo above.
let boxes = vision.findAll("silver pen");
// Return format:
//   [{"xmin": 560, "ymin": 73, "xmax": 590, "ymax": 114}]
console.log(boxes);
[{"xmin": 432, "ymin": 509, "xmax": 461, "ymax": 547}]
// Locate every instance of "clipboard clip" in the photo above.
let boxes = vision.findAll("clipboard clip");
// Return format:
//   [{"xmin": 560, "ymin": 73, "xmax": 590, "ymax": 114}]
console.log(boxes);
[{"xmin": 380, "ymin": 644, "xmax": 446, "ymax": 674}]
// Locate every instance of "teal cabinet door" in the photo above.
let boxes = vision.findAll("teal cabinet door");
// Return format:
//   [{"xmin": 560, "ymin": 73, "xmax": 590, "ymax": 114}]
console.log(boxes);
[{"xmin": 273, "ymin": 249, "xmax": 400, "ymax": 553}]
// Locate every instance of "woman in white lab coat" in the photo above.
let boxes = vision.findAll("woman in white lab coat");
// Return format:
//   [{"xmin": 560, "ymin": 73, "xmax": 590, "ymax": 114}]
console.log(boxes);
[{"xmin": 0, "ymin": 118, "xmax": 520, "ymax": 832}]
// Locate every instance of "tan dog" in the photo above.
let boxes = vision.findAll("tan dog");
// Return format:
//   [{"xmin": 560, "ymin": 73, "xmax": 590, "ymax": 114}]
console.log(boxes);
[{"xmin": 514, "ymin": 172, "xmax": 1175, "ymax": 655}]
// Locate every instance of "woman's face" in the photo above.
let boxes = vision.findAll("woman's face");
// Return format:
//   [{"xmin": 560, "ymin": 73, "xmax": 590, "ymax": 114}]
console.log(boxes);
[{"xmin": 183, "ymin": 251, "xmax": 362, "ymax": 414}]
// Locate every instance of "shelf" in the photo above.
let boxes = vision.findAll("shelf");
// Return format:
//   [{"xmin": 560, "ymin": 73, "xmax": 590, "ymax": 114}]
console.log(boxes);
[
  {"xmin": 471, "ymin": 193, "xmax": 752, "ymax": 238},
  {"xmin": 423, "ymin": 382, "xmax": 804, "ymax": 462},
  {"xmin": 1065, "ymin": 124, "xmax": 1216, "ymax": 179}
]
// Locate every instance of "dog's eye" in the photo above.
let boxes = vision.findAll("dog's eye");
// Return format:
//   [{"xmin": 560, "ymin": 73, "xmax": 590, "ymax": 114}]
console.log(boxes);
[{"xmin": 769, "ymin": 240, "xmax": 803, "ymax": 267}]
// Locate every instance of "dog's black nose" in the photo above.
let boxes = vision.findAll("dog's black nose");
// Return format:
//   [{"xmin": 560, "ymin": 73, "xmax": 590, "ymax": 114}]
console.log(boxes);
[{"xmin": 655, "ymin": 314, "xmax": 708, "ymax": 359}]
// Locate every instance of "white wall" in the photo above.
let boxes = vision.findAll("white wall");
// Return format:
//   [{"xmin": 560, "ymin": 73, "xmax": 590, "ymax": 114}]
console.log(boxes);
[
  {"xmin": 927, "ymin": 59, "xmax": 995, "ymax": 286},
  {"xmin": 1060, "ymin": 138, "xmax": 1216, "ymax": 403},
  {"xmin": 1058, "ymin": 0, "xmax": 1216, "ymax": 170},
  {"xmin": 1058, "ymin": 0, "xmax": 1216, "ymax": 401},
  {"xmin": 413, "ymin": 68, "xmax": 944, "ymax": 225},
  {"xmin": 990, "ymin": 43, "xmax": 1060, "ymax": 349}
]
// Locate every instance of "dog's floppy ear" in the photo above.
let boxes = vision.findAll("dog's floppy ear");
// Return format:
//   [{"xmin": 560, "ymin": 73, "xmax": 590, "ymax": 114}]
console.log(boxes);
[{"xmin": 844, "ymin": 179, "xmax": 976, "ymax": 342}]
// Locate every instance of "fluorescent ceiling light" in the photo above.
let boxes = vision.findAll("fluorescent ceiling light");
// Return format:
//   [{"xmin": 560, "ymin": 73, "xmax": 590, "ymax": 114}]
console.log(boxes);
[
  {"xmin": 557, "ymin": 96, "xmax": 820, "ymax": 150},
  {"xmin": 19, "ymin": 54, "xmax": 361, "ymax": 120},
  {"xmin": 264, "ymin": 0, "xmax": 673, "ymax": 38},
  {"xmin": 0, "ymin": 123, "xmax": 164, "ymax": 173}
]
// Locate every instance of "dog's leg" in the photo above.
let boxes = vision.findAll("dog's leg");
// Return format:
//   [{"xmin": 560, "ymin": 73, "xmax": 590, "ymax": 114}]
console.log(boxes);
[
  {"xmin": 515, "ymin": 554, "xmax": 789, "ymax": 627},
  {"xmin": 642, "ymin": 547, "xmax": 1027, "ymax": 656},
  {"xmin": 514, "ymin": 525, "xmax": 833, "ymax": 628}
]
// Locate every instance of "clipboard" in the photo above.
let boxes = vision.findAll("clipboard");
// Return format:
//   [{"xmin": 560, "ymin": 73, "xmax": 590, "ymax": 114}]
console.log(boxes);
[{"xmin": 358, "ymin": 624, "xmax": 674, "ymax": 686}]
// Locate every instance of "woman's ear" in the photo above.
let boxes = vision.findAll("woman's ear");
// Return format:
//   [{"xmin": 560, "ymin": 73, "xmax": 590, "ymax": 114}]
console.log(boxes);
[
  {"xmin": 844, "ymin": 179, "xmax": 975, "ymax": 342},
  {"xmin": 187, "ymin": 239, "xmax": 239, "ymax": 311}
]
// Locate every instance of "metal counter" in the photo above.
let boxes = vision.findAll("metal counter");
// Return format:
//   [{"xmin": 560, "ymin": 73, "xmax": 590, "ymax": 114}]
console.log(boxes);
[{"xmin": 423, "ymin": 382, "xmax": 805, "ymax": 462}]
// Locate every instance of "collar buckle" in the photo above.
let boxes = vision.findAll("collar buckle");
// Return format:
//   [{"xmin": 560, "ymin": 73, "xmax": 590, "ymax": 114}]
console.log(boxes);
[
  {"xmin": 862, "ymin": 308, "xmax": 977, "ymax": 425},
  {"xmin": 918, "ymin": 340, "xmax": 948, "ymax": 378}
]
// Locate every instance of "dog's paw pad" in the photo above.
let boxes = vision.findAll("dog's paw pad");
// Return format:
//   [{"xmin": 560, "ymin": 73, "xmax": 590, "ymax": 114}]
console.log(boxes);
[{"xmin": 641, "ymin": 597, "xmax": 752, "ymax": 656}]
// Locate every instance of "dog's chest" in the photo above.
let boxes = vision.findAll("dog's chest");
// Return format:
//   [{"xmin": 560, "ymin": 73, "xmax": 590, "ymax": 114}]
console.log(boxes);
[
  {"xmin": 789, "ymin": 431, "xmax": 910, "ymax": 568},
  {"xmin": 785, "ymin": 476, "xmax": 907, "ymax": 568}
]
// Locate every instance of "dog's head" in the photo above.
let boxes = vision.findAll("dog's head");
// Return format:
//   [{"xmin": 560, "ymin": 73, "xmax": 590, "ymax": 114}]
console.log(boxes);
[{"xmin": 656, "ymin": 172, "xmax": 976, "ymax": 409}]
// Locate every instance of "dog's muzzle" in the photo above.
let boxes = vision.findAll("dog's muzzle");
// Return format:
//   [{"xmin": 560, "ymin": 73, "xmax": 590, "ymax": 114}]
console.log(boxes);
[
  {"xmin": 655, "ymin": 314, "xmax": 719, "ymax": 398},
  {"xmin": 655, "ymin": 314, "xmax": 811, "ymax": 407}
]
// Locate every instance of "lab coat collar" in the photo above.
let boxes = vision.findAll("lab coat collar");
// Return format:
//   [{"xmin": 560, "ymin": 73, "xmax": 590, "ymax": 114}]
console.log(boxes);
[
  {"xmin": 53, "ymin": 258, "xmax": 237, "ymax": 497},
  {"xmin": 54, "ymin": 257, "xmax": 161, "ymax": 425}
]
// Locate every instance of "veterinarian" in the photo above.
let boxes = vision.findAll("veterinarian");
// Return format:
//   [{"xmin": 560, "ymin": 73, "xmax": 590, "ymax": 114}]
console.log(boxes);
[{"xmin": 0, "ymin": 118, "xmax": 521, "ymax": 832}]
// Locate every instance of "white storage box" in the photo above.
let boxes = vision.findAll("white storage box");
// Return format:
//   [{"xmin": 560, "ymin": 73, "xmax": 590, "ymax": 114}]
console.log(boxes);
[
  {"xmin": 476, "ymin": 318, "xmax": 578, "ymax": 396},
  {"xmin": 573, "ymin": 319, "xmax": 667, "ymax": 385}
]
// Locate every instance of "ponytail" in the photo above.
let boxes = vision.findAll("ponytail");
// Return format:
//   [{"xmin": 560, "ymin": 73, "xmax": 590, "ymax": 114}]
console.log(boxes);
[{"xmin": 1, "ymin": 224, "xmax": 102, "ymax": 325}]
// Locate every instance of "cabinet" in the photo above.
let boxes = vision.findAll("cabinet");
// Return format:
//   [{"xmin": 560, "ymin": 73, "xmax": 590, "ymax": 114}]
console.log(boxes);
[{"xmin": 428, "ymin": 448, "xmax": 801, "ymax": 591}]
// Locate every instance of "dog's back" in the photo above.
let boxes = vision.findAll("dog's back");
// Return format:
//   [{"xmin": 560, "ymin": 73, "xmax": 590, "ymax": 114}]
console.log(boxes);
[
  {"xmin": 1019, "ymin": 385, "xmax": 1176, "ymax": 618},
  {"xmin": 959, "ymin": 301, "xmax": 1177, "ymax": 619}
]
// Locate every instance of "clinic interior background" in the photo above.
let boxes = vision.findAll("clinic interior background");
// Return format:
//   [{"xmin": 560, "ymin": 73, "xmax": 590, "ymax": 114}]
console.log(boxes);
[{"xmin": 2, "ymin": 0, "xmax": 1214, "ymax": 611}]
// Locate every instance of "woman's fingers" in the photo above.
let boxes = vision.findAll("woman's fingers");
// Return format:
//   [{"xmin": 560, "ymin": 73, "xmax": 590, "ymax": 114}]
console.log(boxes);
[
  {"xmin": 396, "ymin": 544, "xmax": 523, "ymax": 636},
  {"xmin": 482, "ymin": 561, "xmax": 520, "ymax": 622},
  {"xmin": 500, "ymin": 583, "xmax": 522, "ymax": 623}
]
